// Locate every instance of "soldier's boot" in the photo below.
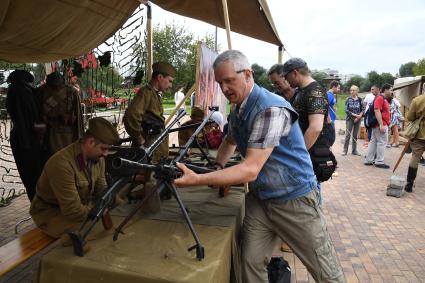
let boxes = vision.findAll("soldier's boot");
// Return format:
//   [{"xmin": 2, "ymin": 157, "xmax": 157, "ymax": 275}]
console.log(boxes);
[{"xmin": 405, "ymin": 166, "xmax": 418, "ymax": 193}]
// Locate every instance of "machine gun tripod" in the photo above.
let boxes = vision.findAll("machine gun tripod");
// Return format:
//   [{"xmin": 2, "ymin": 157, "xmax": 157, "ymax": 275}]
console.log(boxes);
[{"xmin": 113, "ymin": 107, "xmax": 219, "ymax": 260}]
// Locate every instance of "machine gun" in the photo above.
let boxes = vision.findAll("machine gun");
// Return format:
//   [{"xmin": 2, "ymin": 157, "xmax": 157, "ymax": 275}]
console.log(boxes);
[
  {"xmin": 113, "ymin": 107, "xmax": 220, "ymax": 260},
  {"xmin": 67, "ymin": 109, "xmax": 187, "ymax": 257}
]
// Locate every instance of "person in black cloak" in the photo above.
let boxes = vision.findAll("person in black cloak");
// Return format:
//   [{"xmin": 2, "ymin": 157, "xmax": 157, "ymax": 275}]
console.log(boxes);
[{"xmin": 6, "ymin": 70, "xmax": 47, "ymax": 201}]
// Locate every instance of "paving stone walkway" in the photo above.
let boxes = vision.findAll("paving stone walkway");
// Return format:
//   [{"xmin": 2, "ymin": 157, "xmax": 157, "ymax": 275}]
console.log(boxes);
[{"xmin": 1, "ymin": 120, "xmax": 424, "ymax": 282}]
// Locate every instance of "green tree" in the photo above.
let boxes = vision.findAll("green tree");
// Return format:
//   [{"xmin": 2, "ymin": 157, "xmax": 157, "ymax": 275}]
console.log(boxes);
[
  {"xmin": 380, "ymin": 72, "xmax": 395, "ymax": 86},
  {"xmin": 366, "ymin": 71, "xmax": 383, "ymax": 88},
  {"xmin": 413, "ymin": 58, "xmax": 425, "ymax": 76},
  {"xmin": 133, "ymin": 22, "xmax": 216, "ymax": 97},
  {"xmin": 344, "ymin": 75, "xmax": 365, "ymax": 91},
  {"xmin": 251, "ymin": 63, "xmax": 272, "ymax": 91},
  {"xmin": 0, "ymin": 60, "xmax": 30, "ymax": 70},
  {"xmin": 311, "ymin": 70, "xmax": 328, "ymax": 87},
  {"xmin": 360, "ymin": 79, "xmax": 371, "ymax": 92},
  {"xmin": 399, "ymin": 62, "xmax": 417, "ymax": 77}
]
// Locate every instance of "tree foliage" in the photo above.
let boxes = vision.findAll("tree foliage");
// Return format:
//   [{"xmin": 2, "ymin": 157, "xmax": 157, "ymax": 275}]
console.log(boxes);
[
  {"xmin": 399, "ymin": 62, "xmax": 417, "ymax": 77},
  {"xmin": 366, "ymin": 71, "xmax": 382, "ymax": 89},
  {"xmin": 413, "ymin": 58, "xmax": 425, "ymax": 76},
  {"xmin": 311, "ymin": 70, "xmax": 328, "ymax": 88},
  {"xmin": 380, "ymin": 72, "xmax": 395, "ymax": 86},
  {"xmin": 251, "ymin": 63, "xmax": 272, "ymax": 91},
  {"xmin": 344, "ymin": 75, "xmax": 365, "ymax": 91},
  {"xmin": 133, "ymin": 22, "xmax": 216, "ymax": 97}
]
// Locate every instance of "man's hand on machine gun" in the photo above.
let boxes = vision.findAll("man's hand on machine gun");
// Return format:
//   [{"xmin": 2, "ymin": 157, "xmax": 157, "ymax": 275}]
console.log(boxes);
[
  {"xmin": 174, "ymin": 162, "xmax": 229, "ymax": 197},
  {"xmin": 174, "ymin": 162, "xmax": 201, "ymax": 187}
]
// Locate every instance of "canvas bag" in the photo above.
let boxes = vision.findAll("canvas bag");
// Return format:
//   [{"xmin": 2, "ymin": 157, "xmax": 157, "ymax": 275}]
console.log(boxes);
[{"xmin": 400, "ymin": 111, "xmax": 425, "ymax": 140}]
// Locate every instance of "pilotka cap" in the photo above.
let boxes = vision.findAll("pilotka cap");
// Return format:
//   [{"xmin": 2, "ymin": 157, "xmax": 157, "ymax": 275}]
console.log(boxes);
[
  {"xmin": 152, "ymin": 62, "xmax": 176, "ymax": 77},
  {"xmin": 87, "ymin": 117, "xmax": 119, "ymax": 145}
]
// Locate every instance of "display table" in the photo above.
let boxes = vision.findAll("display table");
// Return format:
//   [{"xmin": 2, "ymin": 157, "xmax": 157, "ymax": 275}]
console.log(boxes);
[{"xmin": 36, "ymin": 186, "xmax": 245, "ymax": 283}]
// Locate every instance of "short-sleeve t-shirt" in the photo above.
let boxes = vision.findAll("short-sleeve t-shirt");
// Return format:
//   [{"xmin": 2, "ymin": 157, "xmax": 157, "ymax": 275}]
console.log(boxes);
[
  {"xmin": 292, "ymin": 81, "xmax": 328, "ymax": 134},
  {"xmin": 363, "ymin": 93, "xmax": 375, "ymax": 112},
  {"xmin": 326, "ymin": 91, "xmax": 336, "ymax": 122},
  {"xmin": 374, "ymin": 95, "xmax": 390, "ymax": 127}
]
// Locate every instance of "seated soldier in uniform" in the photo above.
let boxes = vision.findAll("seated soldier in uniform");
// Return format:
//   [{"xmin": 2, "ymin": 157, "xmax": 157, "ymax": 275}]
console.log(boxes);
[
  {"xmin": 30, "ymin": 117, "xmax": 119, "ymax": 240},
  {"xmin": 178, "ymin": 106, "xmax": 205, "ymax": 146}
]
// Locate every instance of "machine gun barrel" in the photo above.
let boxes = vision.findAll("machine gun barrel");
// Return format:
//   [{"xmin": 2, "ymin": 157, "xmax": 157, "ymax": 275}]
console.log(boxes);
[{"xmin": 111, "ymin": 157, "xmax": 214, "ymax": 177}]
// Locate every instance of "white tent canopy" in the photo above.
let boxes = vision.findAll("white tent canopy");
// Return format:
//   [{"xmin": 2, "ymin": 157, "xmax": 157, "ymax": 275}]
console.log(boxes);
[{"xmin": 393, "ymin": 76, "xmax": 425, "ymax": 108}]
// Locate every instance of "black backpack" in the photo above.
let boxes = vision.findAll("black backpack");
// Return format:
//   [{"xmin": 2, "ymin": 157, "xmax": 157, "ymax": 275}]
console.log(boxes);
[
  {"xmin": 267, "ymin": 257, "xmax": 291, "ymax": 283},
  {"xmin": 364, "ymin": 95, "xmax": 382, "ymax": 128}
]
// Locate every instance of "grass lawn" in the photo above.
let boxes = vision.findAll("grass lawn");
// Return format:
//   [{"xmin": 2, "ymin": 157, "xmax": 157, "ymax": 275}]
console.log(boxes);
[{"xmin": 336, "ymin": 93, "xmax": 348, "ymax": 120}]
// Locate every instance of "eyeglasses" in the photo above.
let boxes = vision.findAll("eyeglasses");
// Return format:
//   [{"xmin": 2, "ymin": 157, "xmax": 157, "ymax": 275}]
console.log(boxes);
[
  {"xmin": 284, "ymin": 70, "xmax": 293, "ymax": 79},
  {"xmin": 236, "ymin": 69, "xmax": 253, "ymax": 74}
]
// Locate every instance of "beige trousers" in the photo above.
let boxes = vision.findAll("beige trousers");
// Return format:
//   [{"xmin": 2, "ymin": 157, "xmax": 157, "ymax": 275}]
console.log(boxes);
[
  {"xmin": 409, "ymin": 139, "xmax": 425, "ymax": 168},
  {"xmin": 242, "ymin": 190, "xmax": 345, "ymax": 283}
]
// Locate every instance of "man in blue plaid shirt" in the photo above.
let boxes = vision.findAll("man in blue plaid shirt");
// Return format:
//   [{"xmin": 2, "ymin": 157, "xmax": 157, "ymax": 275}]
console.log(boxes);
[{"xmin": 175, "ymin": 50, "xmax": 344, "ymax": 283}]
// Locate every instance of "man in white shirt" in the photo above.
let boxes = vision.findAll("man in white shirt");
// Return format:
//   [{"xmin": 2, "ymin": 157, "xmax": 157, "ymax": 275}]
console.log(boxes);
[{"xmin": 174, "ymin": 86, "xmax": 186, "ymax": 110}]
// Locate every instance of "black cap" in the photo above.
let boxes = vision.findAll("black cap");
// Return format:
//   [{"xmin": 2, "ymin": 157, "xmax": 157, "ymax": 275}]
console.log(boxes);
[{"xmin": 282, "ymin": 58, "xmax": 307, "ymax": 77}]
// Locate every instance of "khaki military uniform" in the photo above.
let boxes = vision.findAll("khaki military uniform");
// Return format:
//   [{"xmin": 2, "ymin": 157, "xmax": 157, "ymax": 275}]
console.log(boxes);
[
  {"xmin": 40, "ymin": 84, "xmax": 84, "ymax": 154},
  {"xmin": 407, "ymin": 94, "xmax": 425, "ymax": 168},
  {"xmin": 123, "ymin": 84, "xmax": 168, "ymax": 162},
  {"xmin": 30, "ymin": 141, "xmax": 107, "ymax": 238}
]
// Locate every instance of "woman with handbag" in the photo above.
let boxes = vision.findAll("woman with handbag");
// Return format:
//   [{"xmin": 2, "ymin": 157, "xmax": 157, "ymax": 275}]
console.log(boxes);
[{"xmin": 342, "ymin": 85, "xmax": 363, "ymax": 156}]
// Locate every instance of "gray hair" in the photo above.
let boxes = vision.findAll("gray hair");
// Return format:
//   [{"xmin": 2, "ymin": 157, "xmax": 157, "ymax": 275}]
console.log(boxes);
[
  {"xmin": 267, "ymin": 64, "xmax": 285, "ymax": 76},
  {"xmin": 213, "ymin": 50, "xmax": 250, "ymax": 71}
]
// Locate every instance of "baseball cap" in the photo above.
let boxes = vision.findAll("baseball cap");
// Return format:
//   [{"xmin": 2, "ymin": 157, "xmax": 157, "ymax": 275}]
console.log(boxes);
[{"xmin": 282, "ymin": 58, "xmax": 307, "ymax": 77}]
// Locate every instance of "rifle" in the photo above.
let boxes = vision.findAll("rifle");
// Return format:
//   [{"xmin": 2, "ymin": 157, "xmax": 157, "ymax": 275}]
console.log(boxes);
[
  {"xmin": 112, "ymin": 107, "xmax": 220, "ymax": 260},
  {"xmin": 67, "ymin": 109, "xmax": 187, "ymax": 257}
]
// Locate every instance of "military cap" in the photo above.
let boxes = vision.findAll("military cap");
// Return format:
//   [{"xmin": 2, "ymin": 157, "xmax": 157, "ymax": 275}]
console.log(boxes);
[
  {"xmin": 190, "ymin": 106, "xmax": 205, "ymax": 120},
  {"xmin": 87, "ymin": 117, "xmax": 120, "ymax": 145},
  {"xmin": 152, "ymin": 62, "xmax": 176, "ymax": 77},
  {"xmin": 282, "ymin": 58, "xmax": 308, "ymax": 78}
]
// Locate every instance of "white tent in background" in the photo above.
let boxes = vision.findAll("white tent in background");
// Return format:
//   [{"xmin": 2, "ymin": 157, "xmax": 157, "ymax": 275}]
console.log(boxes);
[{"xmin": 393, "ymin": 75, "xmax": 425, "ymax": 109}]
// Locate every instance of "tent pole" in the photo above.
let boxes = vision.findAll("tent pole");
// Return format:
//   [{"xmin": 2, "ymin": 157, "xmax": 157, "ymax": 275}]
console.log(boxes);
[
  {"xmin": 146, "ymin": 3, "xmax": 153, "ymax": 81},
  {"xmin": 278, "ymin": 46, "xmax": 283, "ymax": 63},
  {"xmin": 221, "ymin": 0, "xmax": 232, "ymax": 49}
]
